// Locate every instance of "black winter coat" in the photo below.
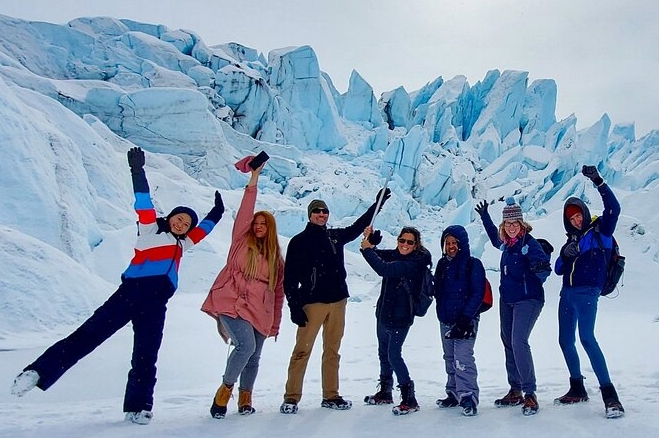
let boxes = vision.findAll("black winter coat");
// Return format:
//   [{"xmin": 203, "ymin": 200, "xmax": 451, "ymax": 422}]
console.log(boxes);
[{"xmin": 361, "ymin": 246, "xmax": 432, "ymax": 328}]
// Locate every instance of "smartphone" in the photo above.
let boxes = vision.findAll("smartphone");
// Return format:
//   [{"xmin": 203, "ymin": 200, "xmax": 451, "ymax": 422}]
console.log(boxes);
[{"xmin": 249, "ymin": 151, "xmax": 270, "ymax": 170}]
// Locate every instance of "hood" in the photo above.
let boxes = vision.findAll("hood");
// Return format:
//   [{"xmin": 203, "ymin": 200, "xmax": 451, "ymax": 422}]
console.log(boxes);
[
  {"xmin": 440, "ymin": 225, "xmax": 470, "ymax": 257},
  {"xmin": 562, "ymin": 197, "xmax": 592, "ymax": 234}
]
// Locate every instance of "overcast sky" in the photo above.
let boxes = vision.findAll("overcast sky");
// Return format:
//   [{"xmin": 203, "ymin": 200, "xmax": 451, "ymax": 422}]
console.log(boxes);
[{"xmin": 1, "ymin": 0, "xmax": 657, "ymax": 136}]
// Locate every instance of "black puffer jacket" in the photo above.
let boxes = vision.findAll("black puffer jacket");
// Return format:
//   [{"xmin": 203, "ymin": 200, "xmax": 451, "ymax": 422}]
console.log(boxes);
[{"xmin": 362, "ymin": 246, "xmax": 432, "ymax": 328}]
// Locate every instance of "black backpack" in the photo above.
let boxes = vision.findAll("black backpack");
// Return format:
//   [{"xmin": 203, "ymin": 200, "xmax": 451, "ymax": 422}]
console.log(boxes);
[
  {"xmin": 412, "ymin": 266, "xmax": 435, "ymax": 317},
  {"xmin": 594, "ymin": 231, "xmax": 625, "ymax": 297}
]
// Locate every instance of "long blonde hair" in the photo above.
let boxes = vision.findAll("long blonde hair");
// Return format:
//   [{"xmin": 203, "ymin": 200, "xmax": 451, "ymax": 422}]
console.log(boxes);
[{"xmin": 245, "ymin": 211, "xmax": 282, "ymax": 291}]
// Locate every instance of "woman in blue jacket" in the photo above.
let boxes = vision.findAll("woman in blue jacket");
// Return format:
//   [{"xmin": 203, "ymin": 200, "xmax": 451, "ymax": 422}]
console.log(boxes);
[
  {"xmin": 433, "ymin": 225, "xmax": 486, "ymax": 417},
  {"xmin": 360, "ymin": 225, "xmax": 431, "ymax": 415},
  {"xmin": 475, "ymin": 198, "xmax": 551, "ymax": 416}
]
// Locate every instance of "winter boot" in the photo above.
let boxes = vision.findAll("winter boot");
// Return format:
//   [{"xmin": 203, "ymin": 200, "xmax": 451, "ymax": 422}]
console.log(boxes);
[
  {"xmin": 11, "ymin": 370, "xmax": 40, "ymax": 397},
  {"xmin": 554, "ymin": 377, "xmax": 589, "ymax": 405},
  {"xmin": 460, "ymin": 396, "xmax": 478, "ymax": 417},
  {"xmin": 436, "ymin": 392, "xmax": 459, "ymax": 408},
  {"xmin": 280, "ymin": 398, "xmax": 298, "ymax": 414},
  {"xmin": 238, "ymin": 389, "xmax": 256, "ymax": 415},
  {"xmin": 321, "ymin": 395, "xmax": 353, "ymax": 410},
  {"xmin": 392, "ymin": 381, "xmax": 420, "ymax": 415},
  {"xmin": 364, "ymin": 377, "xmax": 394, "ymax": 405},
  {"xmin": 494, "ymin": 388, "xmax": 524, "ymax": 407},
  {"xmin": 521, "ymin": 392, "xmax": 539, "ymax": 416},
  {"xmin": 125, "ymin": 410, "xmax": 153, "ymax": 425},
  {"xmin": 210, "ymin": 383, "xmax": 234, "ymax": 419},
  {"xmin": 600, "ymin": 383, "xmax": 625, "ymax": 419}
]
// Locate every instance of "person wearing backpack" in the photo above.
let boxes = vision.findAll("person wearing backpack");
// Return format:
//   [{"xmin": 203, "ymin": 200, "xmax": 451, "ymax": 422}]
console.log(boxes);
[
  {"xmin": 554, "ymin": 165, "xmax": 624, "ymax": 419},
  {"xmin": 475, "ymin": 197, "xmax": 552, "ymax": 416},
  {"xmin": 433, "ymin": 225, "xmax": 486, "ymax": 417},
  {"xmin": 360, "ymin": 225, "xmax": 432, "ymax": 415},
  {"xmin": 10, "ymin": 147, "xmax": 225, "ymax": 425}
]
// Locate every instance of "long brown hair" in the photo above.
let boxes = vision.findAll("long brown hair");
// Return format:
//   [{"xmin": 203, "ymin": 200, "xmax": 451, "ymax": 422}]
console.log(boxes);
[{"xmin": 245, "ymin": 211, "xmax": 282, "ymax": 290}]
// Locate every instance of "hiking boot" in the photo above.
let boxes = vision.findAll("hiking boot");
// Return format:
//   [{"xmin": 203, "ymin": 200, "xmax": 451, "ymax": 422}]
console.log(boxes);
[
  {"xmin": 125, "ymin": 410, "xmax": 153, "ymax": 425},
  {"xmin": 494, "ymin": 388, "xmax": 524, "ymax": 407},
  {"xmin": 460, "ymin": 397, "xmax": 478, "ymax": 417},
  {"xmin": 392, "ymin": 381, "xmax": 419, "ymax": 415},
  {"xmin": 364, "ymin": 377, "xmax": 394, "ymax": 405},
  {"xmin": 522, "ymin": 392, "xmax": 539, "ymax": 416},
  {"xmin": 601, "ymin": 384, "xmax": 625, "ymax": 419},
  {"xmin": 238, "ymin": 389, "xmax": 256, "ymax": 415},
  {"xmin": 321, "ymin": 396, "xmax": 352, "ymax": 410},
  {"xmin": 210, "ymin": 383, "xmax": 233, "ymax": 419},
  {"xmin": 436, "ymin": 392, "xmax": 459, "ymax": 408},
  {"xmin": 280, "ymin": 398, "xmax": 298, "ymax": 414},
  {"xmin": 554, "ymin": 377, "xmax": 589, "ymax": 405},
  {"xmin": 11, "ymin": 370, "xmax": 40, "ymax": 397}
]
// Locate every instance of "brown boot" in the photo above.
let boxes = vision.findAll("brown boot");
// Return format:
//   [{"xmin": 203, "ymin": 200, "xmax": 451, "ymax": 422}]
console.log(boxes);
[
  {"xmin": 238, "ymin": 389, "xmax": 256, "ymax": 415},
  {"xmin": 554, "ymin": 377, "xmax": 589, "ymax": 405},
  {"xmin": 494, "ymin": 388, "xmax": 524, "ymax": 407},
  {"xmin": 210, "ymin": 383, "xmax": 234, "ymax": 419}
]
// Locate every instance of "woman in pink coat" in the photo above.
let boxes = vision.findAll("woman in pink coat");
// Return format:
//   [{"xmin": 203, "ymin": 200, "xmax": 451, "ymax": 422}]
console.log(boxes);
[{"xmin": 201, "ymin": 162, "xmax": 284, "ymax": 419}]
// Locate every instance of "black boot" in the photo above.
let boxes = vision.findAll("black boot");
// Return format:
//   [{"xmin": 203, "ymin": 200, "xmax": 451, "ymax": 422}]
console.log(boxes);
[
  {"xmin": 601, "ymin": 383, "xmax": 625, "ymax": 419},
  {"xmin": 554, "ymin": 376, "xmax": 589, "ymax": 405},
  {"xmin": 392, "ymin": 381, "xmax": 419, "ymax": 415},
  {"xmin": 364, "ymin": 376, "xmax": 394, "ymax": 405}
]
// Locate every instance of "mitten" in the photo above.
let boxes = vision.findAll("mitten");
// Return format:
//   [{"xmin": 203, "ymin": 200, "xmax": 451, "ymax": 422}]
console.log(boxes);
[
  {"xmin": 474, "ymin": 200, "xmax": 488, "ymax": 218},
  {"xmin": 376, "ymin": 187, "xmax": 391, "ymax": 204},
  {"xmin": 368, "ymin": 229, "xmax": 382, "ymax": 245},
  {"xmin": 444, "ymin": 316, "xmax": 475, "ymax": 340},
  {"xmin": 290, "ymin": 306, "xmax": 308, "ymax": 327},
  {"xmin": 127, "ymin": 147, "xmax": 145, "ymax": 173},
  {"xmin": 203, "ymin": 191, "xmax": 224, "ymax": 224},
  {"xmin": 582, "ymin": 165, "xmax": 604, "ymax": 186},
  {"xmin": 560, "ymin": 241, "xmax": 579, "ymax": 259}
]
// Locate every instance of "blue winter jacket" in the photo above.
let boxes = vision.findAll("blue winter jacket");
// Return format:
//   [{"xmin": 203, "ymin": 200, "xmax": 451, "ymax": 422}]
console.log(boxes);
[
  {"xmin": 480, "ymin": 211, "xmax": 550, "ymax": 304},
  {"xmin": 555, "ymin": 183, "xmax": 620, "ymax": 290},
  {"xmin": 361, "ymin": 246, "xmax": 432, "ymax": 329},
  {"xmin": 433, "ymin": 225, "xmax": 486, "ymax": 324}
]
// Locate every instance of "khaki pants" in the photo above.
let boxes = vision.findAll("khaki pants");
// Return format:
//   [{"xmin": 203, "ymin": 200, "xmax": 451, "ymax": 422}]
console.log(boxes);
[{"xmin": 284, "ymin": 298, "xmax": 347, "ymax": 402}]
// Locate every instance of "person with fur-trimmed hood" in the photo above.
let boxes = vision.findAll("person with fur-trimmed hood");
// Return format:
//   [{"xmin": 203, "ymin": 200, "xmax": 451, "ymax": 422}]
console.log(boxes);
[
  {"xmin": 475, "ymin": 197, "xmax": 551, "ymax": 416},
  {"xmin": 433, "ymin": 225, "xmax": 486, "ymax": 417},
  {"xmin": 554, "ymin": 165, "xmax": 624, "ymax": 419},
  {"xmin": 11, "ymin": 147, "xmax": 225, "ymax": 425}
]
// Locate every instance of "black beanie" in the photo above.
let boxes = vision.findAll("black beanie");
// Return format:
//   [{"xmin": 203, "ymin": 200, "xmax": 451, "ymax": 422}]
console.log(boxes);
[{"xmin": 166, "ymin": 206, "xmax": 198, "ymax": 231}]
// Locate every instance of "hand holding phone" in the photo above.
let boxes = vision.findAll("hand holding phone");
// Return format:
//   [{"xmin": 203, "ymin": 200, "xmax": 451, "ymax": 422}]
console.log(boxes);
[{"xmin": 249, "ymin": 151, "xmax": 270, "ymax": 170}]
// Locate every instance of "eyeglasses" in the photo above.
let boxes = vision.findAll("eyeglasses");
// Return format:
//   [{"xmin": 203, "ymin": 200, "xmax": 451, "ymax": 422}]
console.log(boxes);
[
  {"xmin": 504, "ymin": 221, "xmax": 520, "ymax": 228},
  {"xmin": 311, "ymin": 208, "xmax": 329, "ymax": 215},
  {"xmin": 397, "ymin": 238, "xmax": 416, "ymax": 245}
]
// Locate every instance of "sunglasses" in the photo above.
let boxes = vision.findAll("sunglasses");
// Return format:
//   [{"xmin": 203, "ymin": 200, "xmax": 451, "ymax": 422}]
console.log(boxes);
[
  {"xmin": 397, "ymin": 238, "xmax": 416, "ymax": 245},
  {"xmin": 311, "ymin": 208, "xmax": 329, "ymax": 215}
]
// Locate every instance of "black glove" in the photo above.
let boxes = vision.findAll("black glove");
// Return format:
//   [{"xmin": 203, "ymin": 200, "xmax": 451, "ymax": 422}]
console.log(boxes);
[
  {"xmin": 444, "ymin": 316, "xmax": 475, "ymax": 340},
  {"xmin": 560, "ymin": 241, "xmax": 579, "ymax": 259},
  {"xmin": 203, "ymin": 190, "xmax": 224, "ymax": 224},
  {"xmin": 582, "ymin": 165, "xmax": 604, "ymax": 186},
  {"xmin": 368, "ymin": 229, "xmax": 382, "ymax": 245},
  {"xmin": 290, "ymin": 306, "xmax": 308, "ymax": 327},
  {"xmin": 376, "ymin": 188, "xmax": 391, "ymax": 204},
  {"xmin": 474, "ymin": 200, "xmax": 488, "ymax": 218},
  {"xmin": 127, "ymin": 147, "xmax": 145, "ymax": 173}
]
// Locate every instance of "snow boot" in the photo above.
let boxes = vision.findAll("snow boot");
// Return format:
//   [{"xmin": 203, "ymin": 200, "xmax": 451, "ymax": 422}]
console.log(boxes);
[
  {"xmin": 364, "ymin": 377, "xmax": 394, "ymax": 405},
  {"xmin": 554, "ymin": 376, "xmax": 589, "ymax": 405},
  {"xmin": 210, "ymin": 383, "xmax": 233, "ymax": 419},
  {"xmin": 11, "ymin": 370, "xmax": 40, "ymax": 397},
  {"xmin": 521, "ymin": 392, "xmax": 539, "ymax": 416},
  {"xmin": 601, "ymin": 383, "xmax": 625, "ymax": 419},
  {"xmin": 392, "ymin": 381, "xmax": 419, "ymax": 415},
  {"xmin": 460, "ymin": 396, "xmax": 478, "ymax": 417},
  {"xmin": 436, "ymin": 392, "xmax": 459, "ymax": 408},
  {"xmin": 494, "ymin": 388, "xmax": 524, "ymax": 407},
  {"xmin": 280, "ymin": 398, "xmax": 298, "ymax": 414},
  {"xmin": 125, "ymin": 410, "xmax": 153, "ymax": 425},
  {"xmin": 321, "ymin": 396, "xmax": 353, "ymax": 410},
  {"xmin": 238, "ymin": 389, "xmax": 256, "ymax": 415}
]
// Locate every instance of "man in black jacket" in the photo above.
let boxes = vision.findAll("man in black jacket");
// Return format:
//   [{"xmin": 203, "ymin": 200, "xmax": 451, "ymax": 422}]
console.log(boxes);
[{"xmin": 280, "ymin": 190, "xmax": 390, "ymax": 414}]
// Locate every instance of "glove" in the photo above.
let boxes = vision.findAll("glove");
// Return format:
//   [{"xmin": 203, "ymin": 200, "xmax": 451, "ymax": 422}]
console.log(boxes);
[
  {"xmin": 127, "ymin": 147, "xmax": 145, "ymax": 172},
  {"xmin": 214, "ymin": 190, "xmax": 225, "ymax": 215},
  {"xmin": 582, "ymin": 165, "xmax": 604, "ymax": 186},
  {"xmin": 444, "ymin": 316, "xmax": 475, "ymax": 340},
  {"xmin": 368, "ymin": 229, "xmax": 382, "ymax": 245},
  {"xmin": 376, "ymin": 188, "xmax": 392, "ymax": 204},
  {"xmin": 474, "ymin": 200, "xmax": 488, "ymax": 218},
  {"xmin": 290, "ymin": 306, "xmax": 308, "ymax": 327},
  {"xmin": 203, "ymin": 190, "xmax": 224, "ymax": 224},
  {"xmin": 560, "ymin": 241, "xmax": 579, "ymax": 259}
]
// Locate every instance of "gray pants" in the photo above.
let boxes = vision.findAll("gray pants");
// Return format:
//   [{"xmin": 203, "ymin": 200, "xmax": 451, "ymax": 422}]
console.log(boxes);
[
  {"xmin": 440, "ymin": 321, "xmax": 479, "ymax": 406},
  {"xmin": 219, "ymin": 315, "xmax": 266, "ymax": 391}
]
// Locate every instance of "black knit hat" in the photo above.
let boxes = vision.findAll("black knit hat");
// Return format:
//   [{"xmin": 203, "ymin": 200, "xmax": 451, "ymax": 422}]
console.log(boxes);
[{"xmin": 167, "ymin": 206, "xmax": 198, "ymax": 231}]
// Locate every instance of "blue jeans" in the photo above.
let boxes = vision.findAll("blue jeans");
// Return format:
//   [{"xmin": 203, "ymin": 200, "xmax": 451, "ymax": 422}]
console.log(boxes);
[
  {"xmin": 376, "ymin": 321, "xmax": 411, "ymax": 386},
  {"xmin": 558, "ymin": 286, "xmax": 611, "ymax": 386},
  {"xmin": 500, "ymin": 299, "xmax": 543, "ymax": 393},
  {"xmin": 219, "ymin": 315, "xmax": 266, "ymax": 391},
  {"xmin": 440, "ymin": 321, "xmax": 479, "ymax": 405}
]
